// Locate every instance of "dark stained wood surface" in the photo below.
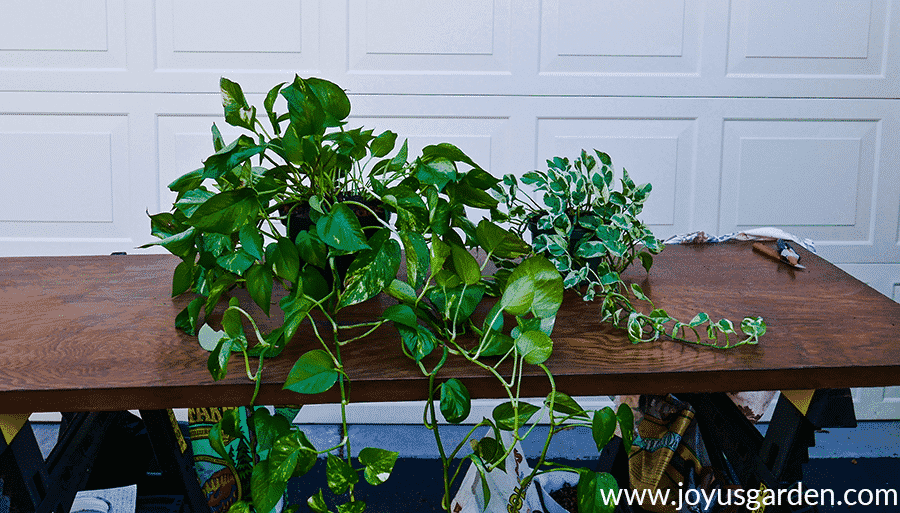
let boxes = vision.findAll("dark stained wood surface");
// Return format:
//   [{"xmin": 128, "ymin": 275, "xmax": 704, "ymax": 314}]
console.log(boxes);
[{"xmin": 1, "ymin": 243, "xmax": 898, "ymax": 413}]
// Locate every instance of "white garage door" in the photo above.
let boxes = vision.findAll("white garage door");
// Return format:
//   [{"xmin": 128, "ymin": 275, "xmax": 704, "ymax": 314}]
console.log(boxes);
[{"xmin": 2, "ymin": 0, "xmax": 898, "ymax": 420}]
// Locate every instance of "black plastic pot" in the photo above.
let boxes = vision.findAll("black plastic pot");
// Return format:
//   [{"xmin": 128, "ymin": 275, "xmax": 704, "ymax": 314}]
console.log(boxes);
[{"xmin": 279, "ymin": 194, "xmax": 388, "ymax": 286}]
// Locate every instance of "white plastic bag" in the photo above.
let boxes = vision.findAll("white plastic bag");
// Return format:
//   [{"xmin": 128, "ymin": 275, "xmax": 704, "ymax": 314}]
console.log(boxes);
[{"xmin": 449, "ymin": 431, "xmax": 578, "ymax": 513}]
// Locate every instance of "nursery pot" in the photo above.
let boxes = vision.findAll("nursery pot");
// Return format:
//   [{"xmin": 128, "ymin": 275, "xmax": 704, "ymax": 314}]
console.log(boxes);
[{"xmin": 279, "ymin": 194, "xmax": 388, "ymax": 286}]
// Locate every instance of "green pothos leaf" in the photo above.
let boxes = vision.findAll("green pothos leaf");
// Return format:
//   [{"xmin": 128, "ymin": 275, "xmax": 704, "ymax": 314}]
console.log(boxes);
[
  {"xmin": 316, "ymin": 203, "xmax": 370, "ymax": 252},
  {"xmin": 514, "ymin": 330, "xmax": 553, "ymax": 365},
  {"xmin": 175, "ymin": 296, "xmax": 204, "ymax": 335},
  {"xmin": 326, "ymin": 453, "xmax": 358, "ymax": 494},
  {"xmin": 492, "ymin": 401, "xmax": 541, "ymax": 431},
  {"xmin": 475, "ymin": 219, "xmax": 531, "ymax": 259},
  {"xmin": 172, "ymin": 259, "xmax": 194, "ymax": 297},
  {"xmin": 359, "ymin": 447, "xmax": 399, "ymax": 485},
  {"xmin": 188, "ymin": 189, "xmax": 259, "ymax": 234},
  {"xmin": 591, "ymin": 407, "xmax": 617, "ymax": 452},
  {"xmin": 307, "ymin": 490, "xmax": 329, "ymax": 513},
  {"xmin": 617, "ymin": 403, "xmax": 635, "ymax": 449},
  {"xmin": 270, "ymin": 430, "xmax": 317, "ymax": 481},
  {"xmin": 577, "ymin": 470, "xmax": 618, "ymax": 513},
  {"xmin": 202, "ymin": 135, "xmax": 265, "ymax": 181},
  {"xmin": 545, "ymin": 392, "xmax": 588, "ymax": 418},
  {"xmin": 250, "ymin": 408, "xmax": 291, "ymax": 453},
  {"xmin": 499, "ymin": 255, "xmax": 563, "ymax": 319},
  {"xmin": 220, "ymin": 77, "xmax": 255, "ymax": 131},
  {"xmin": 399, "ymin": 230, "xmax": 429, "ymax": 289},
  {"xmin": 228, "ymin": 501, "xmax": 251, "ymax": 513},
  {"xmin": 397, "ymin": 324, "xmax": 436, "ymax": 362},
  {"xmin": 338, "ymin": 229, "xmax": 401, "ymax": 308},
  {"xmin": 337, "ymin": 502, "xmax": 366, "ymax": 513},
  {"xmin": 439, "ymin": 378, "xmax": 471, "ymax": 424},
  {"xmin": 283, "ymin": 349, "xmax": 339, "ymax": 394},
  {"xmin": 450, "ymin": 244, "xmax": 480, "ymax": 285},
  {"xmin": 251, "ymin": 460, "xmax": 289, "ymax": 513},
  {"xmin": 426, "ymin": 283, "xmax": 485, "ymax": 324},
  {"xmin": 244, "ymin": 264, "xmax": 273, "ymax": 315},
  {"xmin": 471, "ymin": 436, "xmax": 505, "ymax": 471}
]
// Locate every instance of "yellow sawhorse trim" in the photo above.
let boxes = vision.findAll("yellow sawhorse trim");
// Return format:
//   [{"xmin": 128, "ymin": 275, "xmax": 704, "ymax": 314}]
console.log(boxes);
[
  {"xmin": 780, "ymin": 389, "xmax": 816, "ymax": 416},
  {"xmin": 0, "ymin": 413, "xmax": 31, "ymax": 445}
]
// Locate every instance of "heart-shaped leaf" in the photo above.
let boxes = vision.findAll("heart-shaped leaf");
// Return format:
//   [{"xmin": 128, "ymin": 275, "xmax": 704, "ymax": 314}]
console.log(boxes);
[
  {"xmin": 188, "ymin": 189, "xmax": 258, "ymax": 234},
  {"xmin": 284, "ymin": 349, "xmax": 338, "ymax": 394},
  {"xmin": 251, "ymin": 460, "xmax": 289, "ymax": 513},
  {"xmin": 399, "ymin": 230, "xmax": 429, "ymax": 289},
  {"xmin": 492, "ymin": 401, "xmax": 540, "ymax": 431},
  {"xmin": 450, "ymin": 244, "xmax": 480, "ymax": 285},
  {"xmin": 244, "ymin": 264, "xmax": 273, "ymax": 315},
  {"xmin": 268, "ymin": 237, "xmax": 300, "ymax": 283},
  {"xmin": 326, "ymin": 453, "xmax": 358, "ymax": 494},
  {"xmin": 476, "ymin": 220, "xmax": 531, "ymax": 259},
  {"xmin": 202, "ymin": 135, "xmax": 265, "ymax": 180},
  {"xmin": 220, "ymin": 77, "xmax": 255, "ymax": 131},
  {"xmin": 338, "ymin": 229, "xmax": 401, "ymax": 308},
  {"xmin": 617, "ymin": 403, "xmax": 635, "ymax": 449},
  {"xmin": 514, "ymin": 330, "xmax": 553, "ymax": 365},
  {"xmin": 439, "ymin": 378, "xmax": 471, "ymax": 424},
  {"xmin": 359, "ymin": 447, "xmax": 399, "ymax": 485},
  {"xmin": 545, "ymin": 392, "xmax": 588, "ymax": 418},
  {"xmin": 397, "ymin": 324, "xmax": 436, "ymax": 362},
  {"xmin": 250, "ymin": 408, "xmax": 292, "ymax": 453},
  {"xmin": 270, "ymin": 430, "xmax": 317, "ymax": 481},
  {"xmin": 592, "ymin": 407, "xmax": 617, "ymax": 452},
  {"xmin": 316, "ymin": 203, "xmax": 370, "ymax": 252},
  {"xmin": 577, "ymin": 470, "xmax": 618, "ymax": 513},
  {"xmin": 499, "ymin": 256, "xmax": 563, "ymax": 319}
]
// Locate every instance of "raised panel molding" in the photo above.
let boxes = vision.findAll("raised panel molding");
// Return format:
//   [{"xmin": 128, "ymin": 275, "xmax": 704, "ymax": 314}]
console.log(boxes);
[
  {"xmin": 736, "ymin": 137, "xmax": 861, "ymax": 227},
  {"xmin": 558, "ymin": 0, "xmax": 684, "ymax": 57},
  {"xmin": 540, "ymin": 0, "xmax": 702, "ymax": 75},
  {"xmin": 172, "ymin": 1, "xmax": 303, "ymax": 53},
  {"xmin": 743, "ymin": 1, "xmax": 871, "ymax": 59},
  {"xmin": 0, "ymin": 132, "xmax": 113, "ymax": 223},
  {"xmin": 720, "ymin": 119, "xmax": 879, "ymax": 244},
  {"xmin": 535, "ymin": 118, "xmax": 697, "ymax": 237},
  {"xmin": 363, "ymin": 0, "xmax": 493, "ymax": 55},
  {"xmin": 155, "ymin": 0, "xmax": 319, "ymax": 71},
  {"xmin": 0, "ymin": 1, "xmax": 108, "ymax": 51},
  {"xmin": 0, "ymin": 0, "xmax": 126, "ymax": 69},
  {"xmin": 348, "ymin": 0, "xmax": 511, "ymax": 72},
  {"xmin": 0, "ymin": 113, "xmax": 131, "ymax": 256},
  {"xmin": 727, "ymin": 0, "xmax": 889, "ymax": 77}
]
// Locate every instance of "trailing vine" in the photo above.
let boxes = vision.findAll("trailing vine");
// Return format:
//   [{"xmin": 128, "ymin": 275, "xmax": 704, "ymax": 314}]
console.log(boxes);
[{"xmin": 497, "ymin": 149, "xmax": 766, "ymax": 349}]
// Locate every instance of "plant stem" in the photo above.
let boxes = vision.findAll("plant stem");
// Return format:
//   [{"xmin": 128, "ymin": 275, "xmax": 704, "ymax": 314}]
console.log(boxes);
[
  {"xmin": 425, "ymin": 373, "xmax": 452, "ymax": 511},
  {"xmin": 515, "ymin": 364, "xmax": 557, "ymax": 505}
]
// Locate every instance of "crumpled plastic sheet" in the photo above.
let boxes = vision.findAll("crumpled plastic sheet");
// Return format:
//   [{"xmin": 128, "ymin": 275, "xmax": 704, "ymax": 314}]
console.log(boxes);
[{"xmin": 663, "ymin": 227, "xmax": 815, "ymax": 253}]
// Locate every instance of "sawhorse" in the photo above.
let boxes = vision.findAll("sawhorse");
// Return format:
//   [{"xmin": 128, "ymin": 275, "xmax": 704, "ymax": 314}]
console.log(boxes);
[
  {"xmin": 0, "ymin": 410, "xmax": 208, "ymax": 513},
  {"xmin": 686, "ymin": 389, "xmax": 857, "ymax": 513}
]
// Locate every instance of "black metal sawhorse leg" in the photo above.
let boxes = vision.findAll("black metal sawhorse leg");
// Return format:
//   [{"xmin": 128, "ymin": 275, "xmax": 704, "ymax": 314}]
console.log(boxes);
[
  {"xmin": 0, "ymin": 410, "xmax": 208, "ymax": 513},
  {"xmin": 686, "ymin": 389, "xmax": 856, "ymax": 513}
]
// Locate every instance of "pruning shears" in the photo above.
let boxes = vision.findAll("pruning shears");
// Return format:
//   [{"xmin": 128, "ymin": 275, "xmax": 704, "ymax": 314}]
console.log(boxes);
[{"xmin": 752, "ymin": 239, "xmax": 805, "ymax": 270}]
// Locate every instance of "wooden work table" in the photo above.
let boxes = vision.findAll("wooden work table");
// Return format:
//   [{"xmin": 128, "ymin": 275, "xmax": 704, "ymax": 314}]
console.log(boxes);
[{"xmin": 1, "ymin": 242, "xmax": 899, "ymax": 414}]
